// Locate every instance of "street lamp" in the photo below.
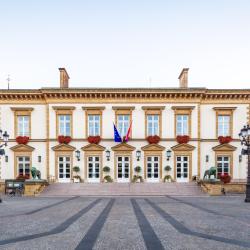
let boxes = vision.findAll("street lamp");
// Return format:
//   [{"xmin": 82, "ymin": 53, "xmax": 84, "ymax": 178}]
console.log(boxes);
[
  {"xmin": 0, "ymin": 130, "xmax": 9, "ymax": 203},
  {"xmin": 239, "ymin": 124, "xmax": 250, "ymax": 202}
]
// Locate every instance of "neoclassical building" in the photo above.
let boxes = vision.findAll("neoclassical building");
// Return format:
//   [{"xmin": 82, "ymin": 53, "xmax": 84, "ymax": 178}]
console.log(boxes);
[{"xmin": 0, "ymin": 68, "xmax": 249, "ymax": 183}]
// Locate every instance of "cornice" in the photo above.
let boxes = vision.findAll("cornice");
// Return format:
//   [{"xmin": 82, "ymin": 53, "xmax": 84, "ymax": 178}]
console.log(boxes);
[{"xmin": 0, "ymin": 88, "xmax": 249, "ymax": 102}]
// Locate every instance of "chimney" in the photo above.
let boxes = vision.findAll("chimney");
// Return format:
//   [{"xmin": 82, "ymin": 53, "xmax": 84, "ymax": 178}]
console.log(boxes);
[
  {"xmin": 59, "ymin": 68, "xmax": 70, "ymax": 88},
  {"xmin": 178, "ymin": 68, "xmax": 189, "ymax": 88}
]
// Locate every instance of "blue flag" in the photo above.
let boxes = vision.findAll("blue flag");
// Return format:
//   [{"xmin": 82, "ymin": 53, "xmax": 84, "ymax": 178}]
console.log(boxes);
[{"xmin": 113, "ymin": 123, "xmax": 122, "ymax": 142}]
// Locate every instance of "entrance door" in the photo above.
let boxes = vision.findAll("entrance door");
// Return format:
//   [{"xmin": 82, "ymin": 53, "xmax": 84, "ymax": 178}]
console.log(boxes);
[
  {"xmin": 117, "ymin": 156, "xmax": 130, "ymax": 182},
  {"xmin": 88, "ymin": 156, "xmax": 100, "ymax": 183},
  {"xmin": 58, "ymin": 156, "xmax": 71, "ymax": 182},
  {"xmin": 176, "ymin": 156, "xmax": 189, "ymax": 182},
  {"xmin": 147, "ymin": 156, "xmax": 159, "ymax": 182}
]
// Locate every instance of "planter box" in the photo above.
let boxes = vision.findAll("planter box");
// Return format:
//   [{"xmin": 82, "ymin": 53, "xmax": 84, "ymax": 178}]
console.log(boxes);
[{"xmin": 201, "ymin": 182, "xmax": 246, "ymax": 196}]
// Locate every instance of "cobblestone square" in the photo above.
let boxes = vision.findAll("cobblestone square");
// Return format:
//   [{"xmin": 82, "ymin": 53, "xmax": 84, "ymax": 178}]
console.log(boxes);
[{"xmin": 0, "ymin": 195, "xmax": 249, "ymax": 250}]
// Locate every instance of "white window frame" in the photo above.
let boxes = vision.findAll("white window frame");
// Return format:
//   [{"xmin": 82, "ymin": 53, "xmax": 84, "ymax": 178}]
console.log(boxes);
[
  {"xmin": 17, "ymin": 156, "xmax": 30, "ymax": 177},
  {"xmin": 176, "ymin": 114, "xmax": 188, "ymax": 136},
  {"xmin": 147, "ymin": 115, "xmax": 159, "ymax": 136},
  {"xmin": 218, "ymin": 115, "xmax": 230, "ymax": 137},
  {"xmin": 59, "ymin": 115, "xmax": 71, "ymax": 136},
  {"xmin": 88, "ymin": 115, "xmax": 100, "ymax": 136},
  {"xmin": 217, "ymin": 155, "xmax": 230, "ymax": 175},
  {"xmin": 17, "ymin": 116, "xmax": 29, "ymax": 136},
  {"xmin": 117, "ymin": 115, "xmax": 129, "ymax": 137}
]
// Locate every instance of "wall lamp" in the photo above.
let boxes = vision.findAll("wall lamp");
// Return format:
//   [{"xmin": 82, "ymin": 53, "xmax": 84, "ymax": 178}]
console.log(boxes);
[
  {"xmin": 206, "ymin": 155, "xmax": 209, "ymax": 163},
  {"xmin": 105, "ymin": 149, "xmax": 111, "ymax": 161},
  {"xmin": 136, "ymin": 150, "xmax": 141, "ymax": 161},
  {"xmin": 75, "ymin": 150, "xmax": 80, "ymax": 161},
  {"xmin": 239, "ymin": 154, "xmax": 242, "ymax": 163},
  {"xmin": 166, "ymin": 150, "xmax": 171, "ymax": 161},
  {"xmin": 38, "ymin": 156, "xmax": 42, "ymax": 163}
]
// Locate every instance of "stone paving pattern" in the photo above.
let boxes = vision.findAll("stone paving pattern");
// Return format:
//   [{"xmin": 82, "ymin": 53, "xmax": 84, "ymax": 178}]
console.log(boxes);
[{"xmin": 0, "ymin": 195, "xmax": 249, "ymax": 249}]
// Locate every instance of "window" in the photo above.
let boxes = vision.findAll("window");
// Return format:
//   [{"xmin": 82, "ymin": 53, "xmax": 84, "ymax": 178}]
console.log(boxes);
[
  {"xmin": 176, "ymin": 115, "xmax": 189, "ymax": 136},
  {"xmin": 117, "ymin": 115, "xmax": 130, "ymax": 137},
  {"xmin": 218, "ymin": 115, "xmax": 230, "ymax": 136},
  {"xmin": 17, "ymin": 156, "xmax": 30, "ymax": 177},
  {"xmin": 59, "ymin": 115, "xmax": 71, "ymax": 136},
  {"xmin": 172, "ymin": 106, "xmax": 194, "ymax": 137},
  {"xmin": 17, "ymin": 116, "xmax": 30, "ymax": 136},
  {"xmin": 147, "ymin": 115, "xmax": 159, "ymax": 136},
  {"xmin": 217, "ymin": 156, "xmax": 230, "ymax": 176},
  {"xmin": 88, "ymin": 115, "xmax": 100, "ymax": 136},
  {"xmin": 11, "ymin": 107, "xmax": 33, "ymax": 138},
  {"xmin": 213, "ymin": 107, "xmax": 236, "ymax": 138}
]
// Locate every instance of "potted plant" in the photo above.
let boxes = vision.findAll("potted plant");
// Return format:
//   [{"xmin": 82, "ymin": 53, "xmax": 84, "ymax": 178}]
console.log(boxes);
[
  {"xmin": 103, "ymin": 175, "xmax": 113, "ymax": 183},
  {"xmin": 146, "ymin": 135, "xmax": 160, "ymax": 144},
  {"xmin": 133, "ymin": 166, "xmax": 142, "ymax": 183},
  {"xmin": 16, "ymin": 174, "xmax": 30, "ymax": 180},
  {"xmin": 16, "ymin": 136, "xmax": 29, "ymax": 145},
  {"xmin": 219, "ymin": 173, "xmax": 231, "ymax": 184},
  {"xmin": 218, "ymin": 136, "xmax": 232, "ymax": 144},
  {"xmin": 176, "ymin": 135, "xmax": 190, "ymax": 144},
  {"xmin": 132, "ymin": 175, "xmax": 143, "ymax": 183},
  {"xmin": 103, "ymin": 166, "xmax": 110, "ymax": 173},
  {"xmin": 87, "ymin": 136, "xmax": 101, "ymax": 144},
  {"xmin": 72, "ymin": 166, "xmax": 81, "ymax": 183},
  {"xmin": 58, "ymin": 135, "xmax": 72, "ymax": 144},
  {"xmin": 163, "ymin": 175, "xmax": 172, "ymax": 182}
]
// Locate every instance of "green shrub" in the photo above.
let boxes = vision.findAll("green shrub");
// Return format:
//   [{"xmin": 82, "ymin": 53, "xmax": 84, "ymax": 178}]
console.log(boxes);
[
  {"xmin": 164, "ymin": 165, "xmax": 171, "ymax": 172},
  {"xmin": 132, "ymin": 175, "xmax": 143, "ymax": 183},
  {"xmin": 103, "ymin": 175, "xmax": 113, "ymax": 183},
  {"xmin": 103, "ymin": 166, "xmax": 110, "ymax": 172},
  {"xmin": 163, "ymin": 175, "xmax": 172, "ymax": 182},
  {"xmin": 73, "ymin": 166, "xmax": 80, "ymax": 173},
  {"xmin": 134, "ymin": 166, "xmax": 141, "ymax": 173}
]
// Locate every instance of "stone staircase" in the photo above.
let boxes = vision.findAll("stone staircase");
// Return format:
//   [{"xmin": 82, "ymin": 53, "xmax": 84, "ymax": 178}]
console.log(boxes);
[{"xmin": 40, "ymin": 182, "xmax": 207, "ymax": 197}]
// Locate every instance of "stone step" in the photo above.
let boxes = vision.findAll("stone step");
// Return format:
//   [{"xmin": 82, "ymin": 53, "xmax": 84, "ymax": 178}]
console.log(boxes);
[{"xmin": 40, "ymin": 183, "xmax": 207, "ymax": 197}]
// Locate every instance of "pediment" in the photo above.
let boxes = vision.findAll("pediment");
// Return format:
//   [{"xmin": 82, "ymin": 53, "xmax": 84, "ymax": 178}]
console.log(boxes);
[
  {"xmin": 81, "ymin": 143, "xmax": 105, "ymax": 151},
  {"xmin": 171, "ymin": 143, "xmax": 195, "ymax": 152},
  {"xmin": 212, "ymin": 143, "xmax": 237, "ymax": 152},
  {"xmin": 111, "ymin": 143, "xmax": 135, "ymax": 152},
  {"xmin": 141, "ymin": 144, "xmax": 165, "ymax": 151},
  {"xmin": 52, "ymin": 143, "xmax": 76, "ymax": 152},
  {"xmin": 10, "ymin": 144, "xmax": 35, "ymax": 152}
]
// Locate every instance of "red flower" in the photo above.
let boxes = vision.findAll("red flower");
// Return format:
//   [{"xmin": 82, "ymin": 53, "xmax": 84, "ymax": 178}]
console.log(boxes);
[
  {"xmin": 176, "ymin": 135, "xmax": 190, "ymax": 144},
  {"xmin": 146, "ymin": 135, "xmax": 161, "ymax": 144},
  {"xmin": 58, "ymin": 135, "xmax": 72, "ymax": 144},
  {"xmin": 87, "ymin": 136, "xmax": 101, "ymax": 144},
  {"xmin": 16, "ymin": 174, "xmax": 30, "ymax": 180},
  {"xmin": 218, "ymin": 136, "xmax": 232, "ymax": 144},
  {"xmin": 16, "ymin": 136, "xmax": 29, "ymax": 145},
  {"xmin": 219, "ymin": 174, "xmax": 231, "ymax": 184}
]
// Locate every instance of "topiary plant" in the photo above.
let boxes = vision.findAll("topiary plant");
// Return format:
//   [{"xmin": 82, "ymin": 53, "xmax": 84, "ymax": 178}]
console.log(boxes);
[
  {"xmin": 73, "ymin": 166, "xmax": 80, "ymax": 173},
  {"xmin": 163, "ymin": 175, "xmax": 172, "ymax": 182},
  {"xmin": 103, "ymin": 166, "xmax": 110, "ymax": 173},
  {"xmin": 164, "ymin": 165, "xmax": 172, "ymax": 172},
  {"xmin": 103, "ymin": 175, "xmax": 113, "ymax": 183},
  {"xmin": 134, "ymin": 166, "xmax": 141, "ymax": 173}
]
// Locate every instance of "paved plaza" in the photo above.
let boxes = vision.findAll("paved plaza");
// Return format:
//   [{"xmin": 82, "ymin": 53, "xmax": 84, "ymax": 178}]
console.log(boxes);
[{"xmin": 0, "ymin": 195, "xmax": 249, "ymax": 250}]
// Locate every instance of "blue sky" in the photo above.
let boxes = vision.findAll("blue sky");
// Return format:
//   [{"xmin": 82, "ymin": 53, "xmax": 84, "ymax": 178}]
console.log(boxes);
[{"xmin": 0, "ymin": 0, "xmax": 250, "ymax": 89}]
